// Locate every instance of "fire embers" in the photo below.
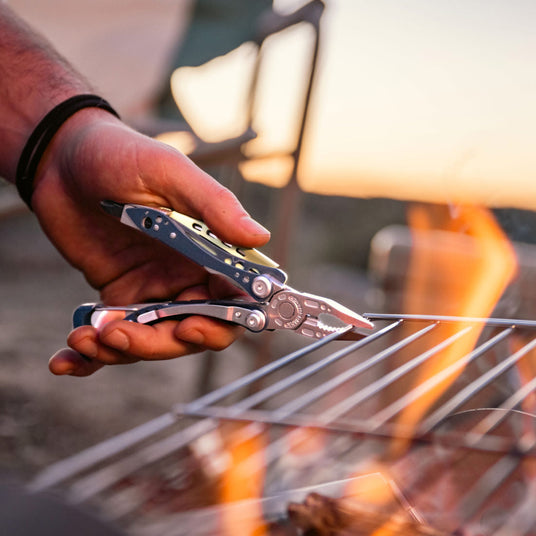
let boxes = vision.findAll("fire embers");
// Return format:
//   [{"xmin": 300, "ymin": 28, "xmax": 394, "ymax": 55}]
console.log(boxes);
[{"xmin": 268, "ymin": 492, "xmax": 450, "ymax": 536}]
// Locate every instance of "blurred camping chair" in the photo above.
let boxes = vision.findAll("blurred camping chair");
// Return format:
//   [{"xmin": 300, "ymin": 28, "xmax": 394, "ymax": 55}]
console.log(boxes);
[
  {"xmin": 134, "ymin": 0, "xmax": 325, "ymax": 262},
  {"xmin": 132, "ymin": 0, "xmax": 325, "ymax": 394}
]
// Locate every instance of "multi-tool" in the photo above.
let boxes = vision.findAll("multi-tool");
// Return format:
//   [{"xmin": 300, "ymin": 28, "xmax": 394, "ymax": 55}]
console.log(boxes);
[{"xmin": 73, "ymin": 201, "xmax": 374, "ymax": 340}]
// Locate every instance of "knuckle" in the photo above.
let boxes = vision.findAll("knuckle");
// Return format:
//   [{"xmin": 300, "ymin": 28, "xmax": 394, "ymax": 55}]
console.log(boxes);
[
  {"xmin": 209, "ymin": 186, "xmax": 242, "ymax": 215},
  {"xmin": 208, "ymin": 330, "xmax": 239, "ymax": 352}
]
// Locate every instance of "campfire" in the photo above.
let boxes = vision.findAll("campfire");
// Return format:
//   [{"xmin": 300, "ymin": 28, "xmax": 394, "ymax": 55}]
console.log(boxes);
[
  {"xmin": 29, "ymin": 207, "xmax": 536, "ymax": 535},
  {"xmin": 28, "ymin": 200, "xmax": 536, "ymax": 535},
  {"xmin": 2, "ymin": 0, "xmax": 533, "ymax": 533},
  {"xmin": 22, "ymin": 7, "xmax": 536, "ymax": 534}
]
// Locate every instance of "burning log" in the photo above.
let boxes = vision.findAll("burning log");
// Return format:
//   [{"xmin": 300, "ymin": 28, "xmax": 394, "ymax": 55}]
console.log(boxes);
[{"xmin": 283, "ymin": 492, "xmax": 453, "ymax": 536}]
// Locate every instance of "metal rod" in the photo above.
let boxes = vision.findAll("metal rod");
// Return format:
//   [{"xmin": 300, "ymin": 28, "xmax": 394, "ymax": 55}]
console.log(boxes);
[
  {"xmin": 231, "ymin": 319, "xmax": 404, "ymax": 418},
  {"xmin": 169, "ymin": 405, "xmax": 528, "ymax": 456},
  {"xmin": 459, "ymin": 449, "xmax": 526, "ymax": 522},
  {"xmin": 30, "ymin": 329, "xmax": 346, "ymax": 496},
  {"xmin": 57, "ymin": 329, "xmax": 354, "ymax": 501},
  {"xmin": 320, "ymin": 324, "xmax": 474, "ymax": 423},
  {"xmin": 270, "ymin": 320, "xmax": 421, "ymax": 421},
  {"xmin": 467, "ymin": 377, "xmax": 536, "ymax": 442},
  {"xmin": 420, "ymin": 337, "xmax": 536, "ymax": 432},
  {"xmin": 365, "ymin": 313, "xmax": 536, "ymax": 329},
  {"xmin": 183, "ymin": 327, "xmax": 349, "ymax": 414},
  {"xmin": 29, "ymin": 413, "xmax": 178, "ymax": 492},
  {"xmin": 370, "ymin": 327, "xmax": 514, "ymax": 427}
]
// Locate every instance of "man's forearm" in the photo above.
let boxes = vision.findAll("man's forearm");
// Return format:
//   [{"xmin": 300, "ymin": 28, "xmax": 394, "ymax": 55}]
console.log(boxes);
[{"xmin": 0, "ymin": 4, "xmax": 92, "ymax": 182}]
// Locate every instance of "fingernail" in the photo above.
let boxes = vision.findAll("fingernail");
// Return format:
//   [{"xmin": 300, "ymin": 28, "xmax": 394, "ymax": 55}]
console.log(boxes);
[
  {"xmin": 76, "ymin": 337, "xmax": 98, "ymax": 358},
  {"xmin": 101, "ymin": 329, "xmax": 129, "ymax": 351},
  {"xmin": 240, "ymin": 216, "xmax": 270, "ymax": 238},
  {"xmin": 65, "ymin": 366, "xmax": 79, "ymax": 376},
  {"xmin": 54, "ymin": 362, "xmax": 77, "ymax": 375}
]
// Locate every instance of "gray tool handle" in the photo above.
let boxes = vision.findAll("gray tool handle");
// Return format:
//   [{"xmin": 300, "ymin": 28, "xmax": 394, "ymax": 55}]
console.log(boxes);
[
  {"xmin": 73, "ymin": 300, "xmax": 267, "ymax": 332},
  {"xmin": 107, "ymin": 202, "xmax": 287, "ymax": 300}
]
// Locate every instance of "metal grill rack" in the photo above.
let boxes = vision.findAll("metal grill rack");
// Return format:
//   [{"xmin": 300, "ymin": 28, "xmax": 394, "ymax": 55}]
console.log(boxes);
[{"xmin": 30, "ymin": 314, "xmax": 536, "ymax": 535}]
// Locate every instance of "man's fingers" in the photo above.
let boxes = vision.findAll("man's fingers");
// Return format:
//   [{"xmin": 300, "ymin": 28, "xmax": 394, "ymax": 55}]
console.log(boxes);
[
  {"xmin": 65, "ymin": 316, "xmax": 241, "ymax": 365},
  {"xmin": 154, "ymin": 150, "xmax": 270, "ymax": 248},
  {"xmin": 49, "ymin": 348, "xmax": 104, "ymax": 377},
  {"xmin": 97, "ymin": 321, "xmax": 194, "ymax": 360},
  {"xmin": 196, "ymin": 187, "xmax": 271, "ymax": 248},
  {"xmin": 174, "ymin": 316, "xmax": 244, "ymax": 352},
  {"xmin": 97, "ymin": 317, "xmax": 241, "ymax": 359},
  {"xmin": 67, "ymin": 327, "xmax": 141, "ymax": 366}
]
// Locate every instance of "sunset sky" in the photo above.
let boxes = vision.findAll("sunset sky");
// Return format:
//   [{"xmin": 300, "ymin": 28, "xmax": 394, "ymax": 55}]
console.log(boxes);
[
  {"xmin": 13, "ymin": 0, "xmax": 536, "ymax": 209},
  {"xmin": 175, "ymin": 0, "xmax": 536, "ymax": 209}
]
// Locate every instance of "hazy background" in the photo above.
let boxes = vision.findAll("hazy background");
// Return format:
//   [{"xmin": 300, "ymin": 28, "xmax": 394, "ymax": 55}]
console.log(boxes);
[{"xmin": 2, "ymin": 0, "xmax": 536, "ymax": 481}]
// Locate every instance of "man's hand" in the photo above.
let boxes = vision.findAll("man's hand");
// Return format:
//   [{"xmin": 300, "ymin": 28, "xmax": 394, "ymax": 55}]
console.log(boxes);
[
  {"xmin": 0, "ymin": 5, "xmax": 270, "ymax": 376},
  {"xmin": 31, "ymin": 109, "xmax": 270, "ymax": 376}
]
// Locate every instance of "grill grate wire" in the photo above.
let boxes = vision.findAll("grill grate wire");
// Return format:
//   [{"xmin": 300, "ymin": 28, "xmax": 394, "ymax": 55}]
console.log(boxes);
[{"xmin": 30, "ymin": 314, "xmax": 536, "ymax": 535}]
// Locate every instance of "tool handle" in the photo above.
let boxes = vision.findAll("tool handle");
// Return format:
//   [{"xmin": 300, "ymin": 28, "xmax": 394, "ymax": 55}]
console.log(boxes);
[
  {"xmin": 73, "ymin": 300, "xmax": 267, "ymax": 332},
  {"xmin": 117, "ymin": 204, "xmax": 287, "ymax": 300}
]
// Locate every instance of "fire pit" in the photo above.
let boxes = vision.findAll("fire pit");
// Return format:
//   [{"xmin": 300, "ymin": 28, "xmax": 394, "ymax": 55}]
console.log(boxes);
[{"xmin": 30, "ymin": 314, "xmax": 536, "ymax": 535}]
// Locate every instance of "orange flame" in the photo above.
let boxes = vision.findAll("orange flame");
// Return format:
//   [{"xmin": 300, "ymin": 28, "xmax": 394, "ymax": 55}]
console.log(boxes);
[
  {"xmin": 343, "ymin": 467, "xmax": 398, "ymax": 509},
  {"xmin": 342, "ymin": 468, "xmax": 425, "ymax": 534},
  {"xmin": 219, "ymin": 423, "xmax": 268, "ymax": 536},
  {"xmin": 395, "ymin": 203, "xmax": 518, "ymax": 441}
]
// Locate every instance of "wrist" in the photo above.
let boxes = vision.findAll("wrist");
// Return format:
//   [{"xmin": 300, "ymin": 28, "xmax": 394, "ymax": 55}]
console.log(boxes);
[
  {"xmin": 16, "ymin": 95, "xmax": 120, "ymax": 210},
  {"xmin": 34, "ymin": 105, "xmax": 124, "ymax": 215},
  {"xmin": 0, "ymin": 89, "xmax": 88, "ymax": 184},
  {"xmin": 0, "ymin": 5, "xmax": 93, "ymax": 181}
]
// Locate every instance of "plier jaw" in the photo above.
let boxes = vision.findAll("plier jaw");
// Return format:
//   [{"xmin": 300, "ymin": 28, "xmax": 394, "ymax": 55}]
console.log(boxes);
[
  {"xmin": 74, "ymin": 202, "xmax": 373, "ymax": 340},
  {"xmin": 249, "ymin": 275, "xmax": 373, "ymax": 338}
]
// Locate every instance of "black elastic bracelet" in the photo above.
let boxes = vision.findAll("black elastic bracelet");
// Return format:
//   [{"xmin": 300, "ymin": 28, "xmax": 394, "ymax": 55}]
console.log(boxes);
[{"xmin": 15, "ymin": 94, "xmax": 120, "ymax": 210}]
